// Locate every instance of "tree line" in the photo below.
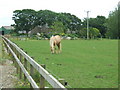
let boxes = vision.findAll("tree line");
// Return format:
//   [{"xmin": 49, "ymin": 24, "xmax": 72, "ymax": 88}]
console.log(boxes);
[{"xmin": 12, "ymin": 5, "xmax": 119, "ymax": 39}]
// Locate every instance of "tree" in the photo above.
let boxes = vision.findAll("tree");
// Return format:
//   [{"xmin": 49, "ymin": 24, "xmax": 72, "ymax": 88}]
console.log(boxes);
[
  {"xmin": 35, "ymin": 10, "xmax": 58, "ymax": 26},
  {"xmin": 82, "ymin": 16, "xmax": 107, "ymax": 37},
  {"xmin": 50, "ymin": 21, "xmax": 66, "ymax": 34},
  {"xmin": 12, "ymin": 9, "xmax": 36, "ymax": 33},
  {"xmin": 105, "ymin": 7, "xmax": 119, "ymax": 39},
  {"xmin": 79, "ymin": 27, "xmax": 100, "ymax": 38},
  {"xmin": 79, "ymin": 28, "xmax": 87, "ymax": 38},
  {"xmin": 12, "ymin": 9, "xmax": 82, "ymax": 35},
  {"xmin": 118, "ymin": 2, "xmax": 120, "ymax": 38},
  {"xmin": 89, "ymin": 27, "xmax": 100, "ymax": 38},
  {"xmin": 56, "ymin": 13, "xmax": 82, "ymax": 33}
]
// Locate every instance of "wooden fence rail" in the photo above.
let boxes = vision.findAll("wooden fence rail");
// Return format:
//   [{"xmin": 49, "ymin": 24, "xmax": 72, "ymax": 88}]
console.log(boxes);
[{"xmin": 2, "ymin": 36, "xmax": 67, "ymax": 89}]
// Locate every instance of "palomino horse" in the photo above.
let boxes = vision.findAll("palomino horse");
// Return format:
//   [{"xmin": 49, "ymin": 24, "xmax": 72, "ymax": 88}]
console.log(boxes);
[{"xmin": 50, "ymin": 35, "xmax": 62, "ymax": 54}]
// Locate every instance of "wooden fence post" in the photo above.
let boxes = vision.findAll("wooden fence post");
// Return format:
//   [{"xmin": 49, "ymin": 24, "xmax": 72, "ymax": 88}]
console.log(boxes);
[
  {"xmin": 19, "ymin": 53, "xmax": 22, "ymax": 79},
  {"xmin": 24, "ymin": 52, "xmax": 28, "ymax": 81},
  {"xmin": 12, "ymin": 46, "xmax": 15, "ymax": 64},
  {"xmin": 9, "ymin": 44, "xmax": 13, "ymax": 57},
  {"xmin": 24, "ymin": 58, "xmax": 27, "ymax": 81},
  {"xmin": 30, "ymin": 57, "xmax": 34, "ymax": 88},
  {"xmin": 12, "ymin": 47, "xmax": 18, "ymax": 74},
  {"xmin": 13, "ymin": 47, "xmax": 17, "ymax": 67},
  {"xmin": 16, "ymin": 50, "xmax": 19, "ymax": 74},
  {"xmin": 40, "ymin": 64, "xmax": 46, "ymax": 88}
]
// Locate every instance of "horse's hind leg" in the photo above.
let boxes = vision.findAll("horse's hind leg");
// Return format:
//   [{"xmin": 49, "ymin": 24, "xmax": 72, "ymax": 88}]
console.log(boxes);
[
  {"xmin": 57, "ymin": 43, "xmax": 61, "ymax": 53},
  {"xmin": 59, "ymin": 43, "xmax": 62, "ymax": 53}
]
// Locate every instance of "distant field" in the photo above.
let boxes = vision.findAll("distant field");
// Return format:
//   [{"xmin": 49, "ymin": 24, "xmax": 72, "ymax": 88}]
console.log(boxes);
[{"xmin": 13, "ymin": 39, "xmax": 118, "ymax": 88}]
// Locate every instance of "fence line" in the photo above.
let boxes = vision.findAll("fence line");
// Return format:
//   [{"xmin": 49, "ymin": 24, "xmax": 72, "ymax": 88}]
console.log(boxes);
[
  {"xmin": 3, "ymin": 38, "xmax": 39, "ymax": 88},
  {"xmin": 2, "ymin": 36, "xmax": 67, "ymax": 89}
]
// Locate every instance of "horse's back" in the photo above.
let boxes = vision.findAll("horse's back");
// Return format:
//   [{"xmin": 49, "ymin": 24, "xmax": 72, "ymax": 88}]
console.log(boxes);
[
  {"xmin": 50, "ymin": 35, "xmax": 61, "ymax": 46},
  {"xmin": 54, "ymin": 35, "xmax": 61, "ymax": 43}
]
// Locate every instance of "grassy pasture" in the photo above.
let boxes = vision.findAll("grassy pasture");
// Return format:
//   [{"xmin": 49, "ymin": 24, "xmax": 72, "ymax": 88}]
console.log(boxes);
[{"xmin": 13, "ymin": 39, "xmax": 118, "ymax": 88}]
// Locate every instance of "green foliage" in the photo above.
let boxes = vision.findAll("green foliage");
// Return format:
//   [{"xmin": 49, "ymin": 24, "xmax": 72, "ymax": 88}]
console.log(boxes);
[
  {"xmin": 12, "ymin": 8, "xmax": 119, "ymax": 39},
  {"xmin": 79, "ymin": 28, "xmax": 87, "ymax": 38},
  {"xmin": 105, "ymin": 7, "xmax": 119, "ymax": 39},
  {"xmin": 36, "ymin": 10, "xmax": 58, "ymax": 26},
  {"xmin": 89, "ymin": 27, "xmax": 100, "ymax": 38},
  {"xmin": 58, "ymin": 13, "xmax": 82, "ymax": 33},
  {"xmin": 50, "ymin": 21, "xmax": 66, "ymax": 34},
  {"xmin": 12, "ymin": 9, "xmax": 82, "ymax": 35},
  {"xmin": 13, "ymin": 9, "xmax": 36, "ymax": 33},
  {"xmin": 79, "ymin": 27, "xmax": 100, "ymax": 38},
  {"xmin": 82, "ymin": 16, "xmax": 107, "ymax": 37}
]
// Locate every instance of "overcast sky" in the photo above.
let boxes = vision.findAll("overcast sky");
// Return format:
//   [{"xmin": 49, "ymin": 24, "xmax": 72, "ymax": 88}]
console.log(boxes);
[{"xmin": 0, "ymin": 0, "xmax": 119, "ymax": 27}]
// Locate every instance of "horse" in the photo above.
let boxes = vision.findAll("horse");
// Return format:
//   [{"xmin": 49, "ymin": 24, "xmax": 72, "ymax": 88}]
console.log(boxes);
[{"xmin": 50, "ymin": 35, "xmax": 62, "ymax": 54}]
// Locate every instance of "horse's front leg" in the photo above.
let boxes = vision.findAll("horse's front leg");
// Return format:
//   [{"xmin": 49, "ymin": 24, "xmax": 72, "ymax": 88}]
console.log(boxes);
[
  {"xmin": 55, "ymin": 46, "xmax": 58, "ymax": 54},
  {"xmin": 51, "ymin": 46, "xmax": 55, "ymax": 54}
]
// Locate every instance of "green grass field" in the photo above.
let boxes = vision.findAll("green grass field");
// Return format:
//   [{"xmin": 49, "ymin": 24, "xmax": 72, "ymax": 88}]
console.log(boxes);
[{"xmin": 13, "ymin": 39, "xmax": 118, "ymax": 88}]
